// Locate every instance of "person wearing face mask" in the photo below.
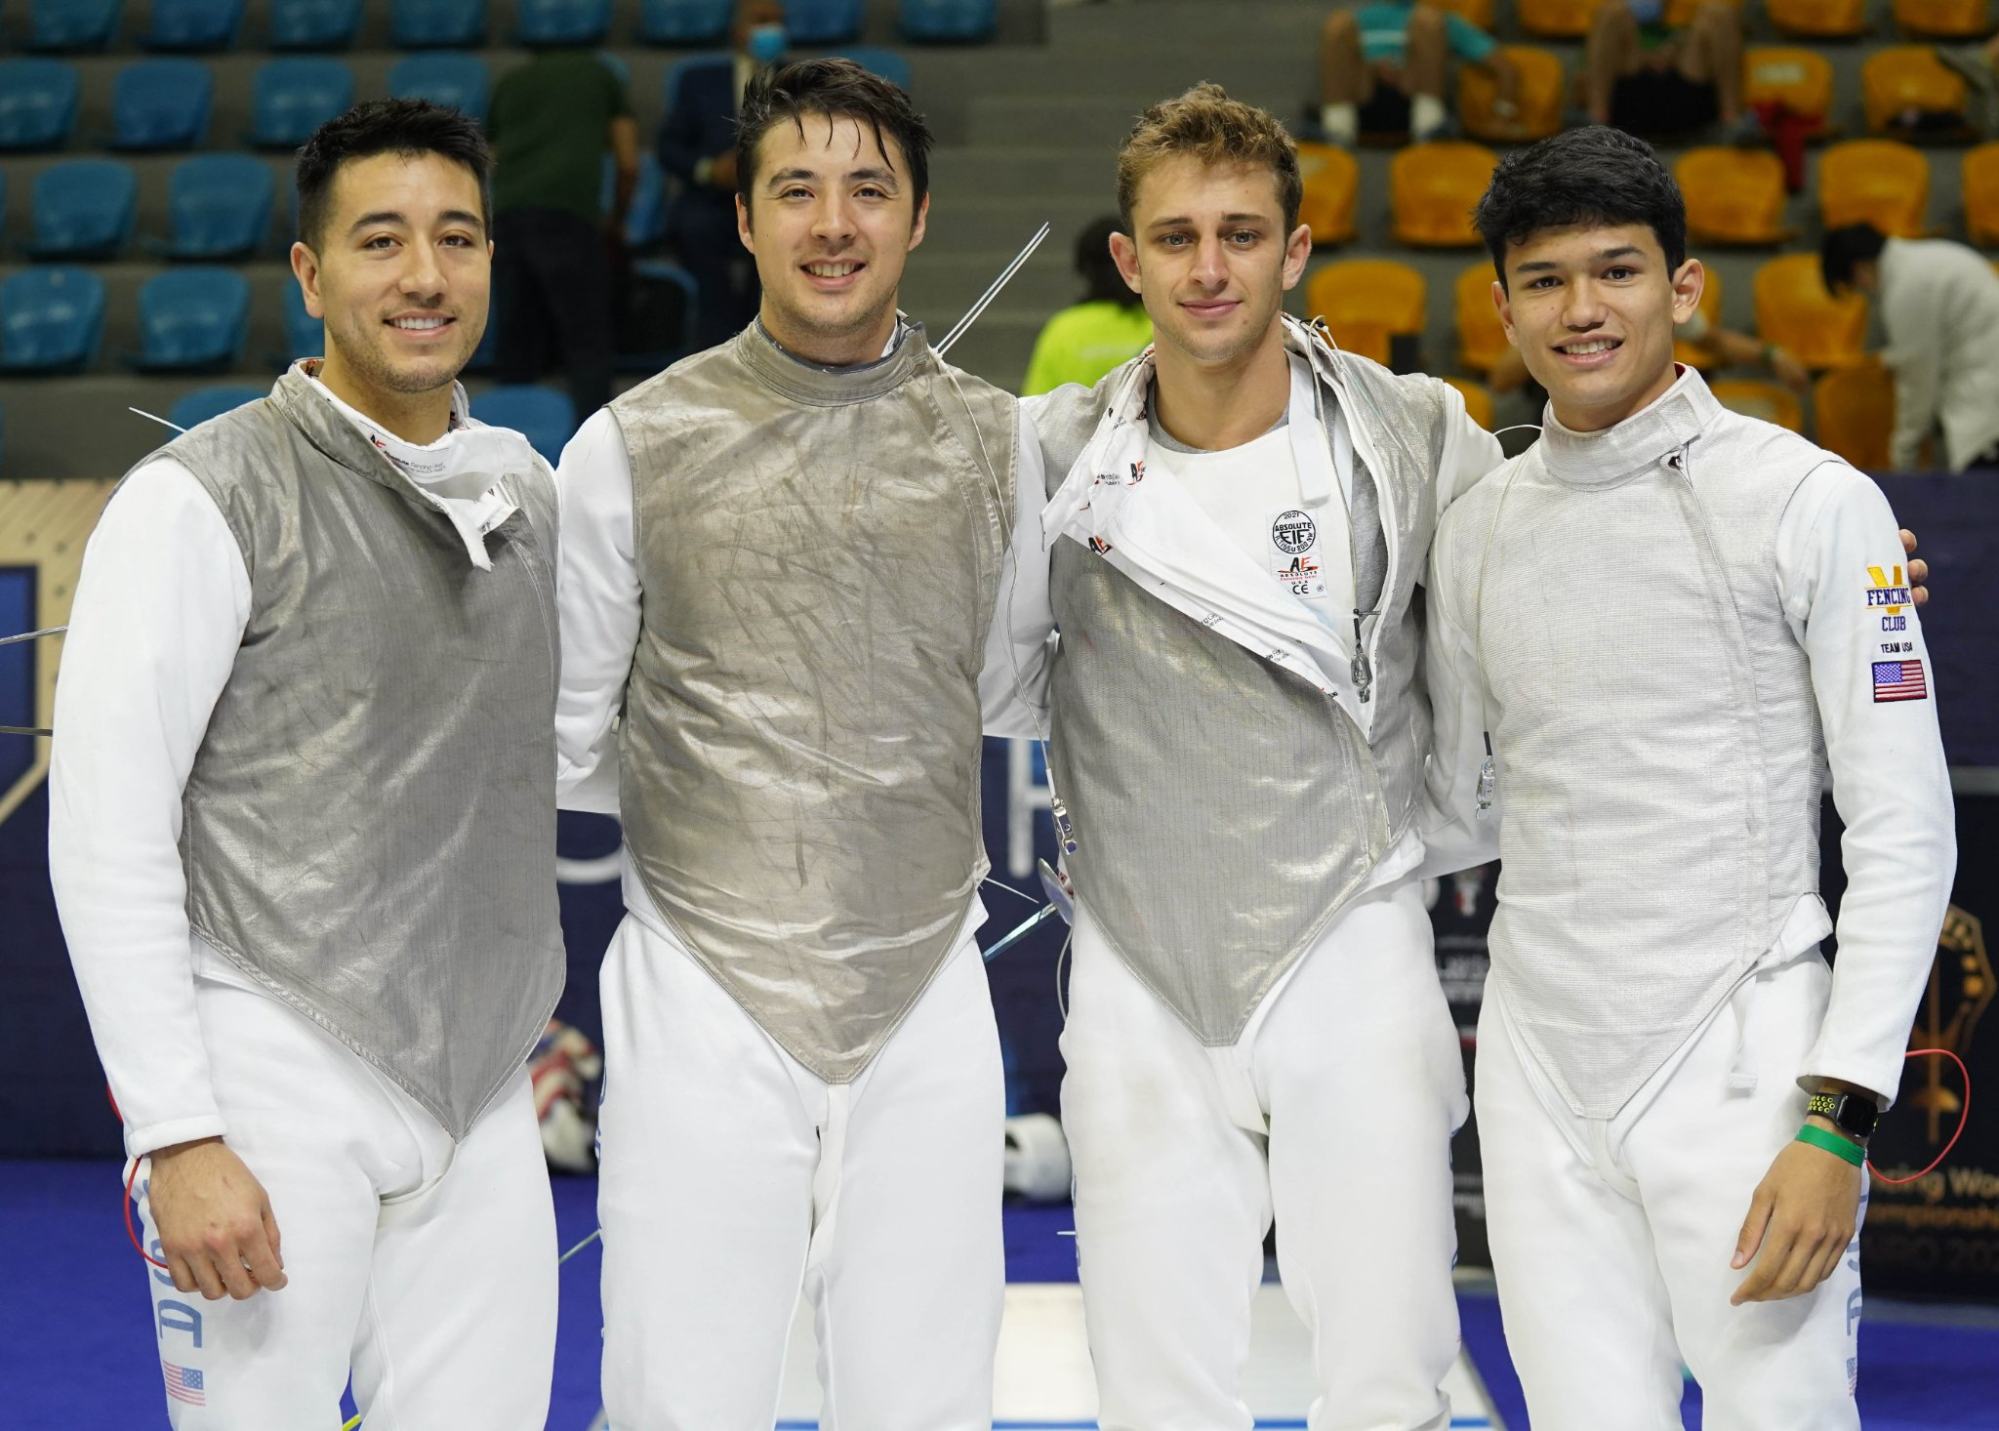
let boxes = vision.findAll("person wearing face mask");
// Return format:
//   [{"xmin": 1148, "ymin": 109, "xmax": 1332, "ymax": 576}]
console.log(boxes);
[
  {"xmin": 1422, "ymin": 125, "xmax": 1954, "ymax": 1427},
  {"xmin": 556, "ymin": 59, "xmax": 1047, "ymax": 1429},
  {"xmin": 47, "ymin": 101, "xmax": 564, "ymax": 1429},
  {"xmin": 659, "ymin": 0, "xmax": 789, "ymax": 349},
  {"xmin": 1586, "ymin": 0, "xmax": 1755, "ymax": 142}
]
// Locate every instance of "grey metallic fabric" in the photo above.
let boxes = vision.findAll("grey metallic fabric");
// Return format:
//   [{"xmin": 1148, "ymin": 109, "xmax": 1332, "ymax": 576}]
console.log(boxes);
[
  {"xmin": 1031, "ymin": 353, "xmax": 1453, "ymax": 1044},
  {"xmin": 152, "ymin": 366, "xmax": 563, "ymax": 1140},
  {"xmin": 610, "ymin": 321, "xmax": 1018, "ymax": 1083},
  {"xmin": 1435, "ymin": 370, "xmax": 1830, "ymax": 1118}
]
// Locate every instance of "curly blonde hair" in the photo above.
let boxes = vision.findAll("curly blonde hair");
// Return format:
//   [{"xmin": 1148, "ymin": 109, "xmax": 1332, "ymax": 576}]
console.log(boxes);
[{"xmin": 1115, "ymin": 83, "xmax": 1303, "ymax": 233}]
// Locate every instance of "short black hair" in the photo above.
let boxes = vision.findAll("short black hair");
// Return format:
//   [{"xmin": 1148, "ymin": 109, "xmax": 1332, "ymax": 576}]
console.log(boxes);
[
  {"xmin": 1075, "ymin": 216, "xmax": 1136, "ymax": 307},
  {"xmin": 295, "ymin": 99, "xmax": 493, "ymax": 249},
  {"xmin": 1472, "ymin": 125, "xmax": 1687, "ymax": 291},
  {"xmin": 1821, "ymin": 223, "xmax": 1888, "ymax": 292},
  {"xmin": 735, "ymin": 58, "xmax": 932, "ymax": 219}
]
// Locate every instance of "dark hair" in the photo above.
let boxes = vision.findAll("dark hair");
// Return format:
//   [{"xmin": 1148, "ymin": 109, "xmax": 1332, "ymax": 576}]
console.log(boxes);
[
  {"xmin": 295, "ymin": 99, "xmax": 492, "ymax": 249},
  {"xmin": 1075, "ymin": 216, "xmax": 1136, "ymax": 307},
  {"xmin": 1821, "ymin": 223, "xmax": 1888, "ymax": 292},
  {"xmin": 736, "ymin": 58, "xmax": 932, "ymax": 218},
  {"xmin": 1473, "ymin": 126, "xmax": 1686, "ymax": 291},
  {"xmin": 1116, "ymin": 83, "xmax": 1302, "ymax": 234}
]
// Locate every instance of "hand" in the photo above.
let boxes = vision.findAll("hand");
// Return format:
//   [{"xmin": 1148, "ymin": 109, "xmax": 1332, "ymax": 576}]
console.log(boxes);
[
  {"xmin": 709, "ymin": 149, "xmax": 738, "ymax": 190},
  {"xmin": 1729, "ymin": 1128, "xmax": 1861, "ymax": 1304},
  {"xmin": 1899, "ymin": 528, "xmax": 1928, "ymax": 606},
  {"xmin": 1769, "ymin": 346, "xmax": 1810, "ymax": 394},
  {"xmin": 149, "ymin": 1138, "xmax": 287, "ymax": 1301}
]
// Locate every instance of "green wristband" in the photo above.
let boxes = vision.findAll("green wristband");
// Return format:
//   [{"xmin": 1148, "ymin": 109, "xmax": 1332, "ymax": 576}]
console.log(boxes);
[{"xmin": 1796, "ymin": 1123, "xmax": 1866, "ymax": 1168}]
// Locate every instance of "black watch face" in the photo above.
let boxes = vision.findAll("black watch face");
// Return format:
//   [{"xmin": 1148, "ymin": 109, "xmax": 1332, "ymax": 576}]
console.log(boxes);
[{"xmin": 1835, "ymin": 1096, "xmax": 1879, "ymax": 1139}]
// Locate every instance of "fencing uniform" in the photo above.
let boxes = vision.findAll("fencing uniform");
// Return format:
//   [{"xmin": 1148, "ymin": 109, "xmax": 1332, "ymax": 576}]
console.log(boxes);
[
  {"xmin": 554, "ymin": 318, "xmax": 1046, "ymax": 1430},
  {"xmin": 1009, "ymin": 317, "xmax": 1501, "ymax": 1431},
  {"xmin": 49, "ymin": 364, "xmax": 566, "ymax": 1429},
  {"xmin": 1423, "ymin": 366, "xmax": 1956, "ymax": 1428}
]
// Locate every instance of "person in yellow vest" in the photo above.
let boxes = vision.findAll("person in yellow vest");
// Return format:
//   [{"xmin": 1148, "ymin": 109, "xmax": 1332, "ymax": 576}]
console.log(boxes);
[{"xmin": 1022, "ymin": 216, "xmax": 1152, "ymax": 396}]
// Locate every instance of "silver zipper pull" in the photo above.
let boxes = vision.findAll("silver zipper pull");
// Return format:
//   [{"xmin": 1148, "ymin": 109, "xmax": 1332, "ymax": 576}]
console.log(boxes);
[
  {"xmin": 1475, "ymin": 731, "xmax": 1496, "ymax": 817},
  {"xmin": 1049, "ymin": 794, "xmax": 1079, "ymax": 855},
  {"xmin": 1351, "ymin": 610, "xmax": 1372, "ymax": 703}
]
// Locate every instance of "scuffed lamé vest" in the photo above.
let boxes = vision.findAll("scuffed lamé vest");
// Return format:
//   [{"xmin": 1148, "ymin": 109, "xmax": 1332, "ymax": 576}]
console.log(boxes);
[
  {"xmin": 155, "ymin": 367, "xmax": 564, "ymax": 1140},
  {"xmin": 1436, "ymin": 368, "xmax": 1834, "ymax": 1118},
  {"xmin": 1030, "ymin": 352, "xmax": 1458, "ymax": 1045},
  {"xmin": 610, "ymin": 321, "xmax": 1017, "ymax": 1083}
]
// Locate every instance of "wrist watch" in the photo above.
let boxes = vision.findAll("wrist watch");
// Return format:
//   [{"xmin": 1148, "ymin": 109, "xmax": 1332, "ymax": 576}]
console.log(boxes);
[{"xmin": 1807, "ymin": 1090, "xmax": 1879, "ymax": 1144}]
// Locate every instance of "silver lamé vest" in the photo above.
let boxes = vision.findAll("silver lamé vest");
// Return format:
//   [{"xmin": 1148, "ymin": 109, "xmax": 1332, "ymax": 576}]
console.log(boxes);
[
  {"xmin": 610, "ymin": 321, "xmax": 1017, "ymax": 1082},
  {"xmin": 155, "ymin": 367, "xmax": 564, "ymax": 1140},
  {"xmin": 1436, "ymin": 369, "xmax": 1834, "ymax": 1118},
  {"xmin": 1030, "ymin": 354, "xmax": 1454, "ymax": 1044}
]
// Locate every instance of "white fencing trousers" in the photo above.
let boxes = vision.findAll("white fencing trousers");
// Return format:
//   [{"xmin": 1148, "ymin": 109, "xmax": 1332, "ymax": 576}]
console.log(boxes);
[
  {"xmin": 131, "ymin": 969, "xmax": 558, "ymax": 1430},
  {"xmin": 1060, "ymin": 879, "xmax": 1469, "ymax": 1431},
  {"xmin": 596, "ymin": 916, "xmax": 1005, "ymax": 1431},
  {"xmin": 1477, "ymin": 950, "xmax": 1864, "ymax": 1430}
]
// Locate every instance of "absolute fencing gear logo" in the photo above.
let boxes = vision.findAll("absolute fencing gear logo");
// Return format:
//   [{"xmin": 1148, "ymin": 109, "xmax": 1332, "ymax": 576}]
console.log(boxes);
[{"xmin": 1271, "ymin": 509, "xmax": 1317, "ymax": 555}]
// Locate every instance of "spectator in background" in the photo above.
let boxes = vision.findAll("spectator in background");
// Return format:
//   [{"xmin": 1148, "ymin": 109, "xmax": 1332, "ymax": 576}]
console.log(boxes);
[
  {"xmin": 1823, "ymin": 223, "xmax": 1999, "ymax": 473},
  {"xmin": 1586, "ymin": 0, "xmax": 1752, "ymax": 141},
  {"xmin": 488, "ymin": 45, "xmax": 637, "ymax": 419},
  {"xmin": 1318, "ymin": 1, "xmax": 1519, "ymax": 146},
  {"xmin": 1021, "ymin": 217, "xmax": 1152, "ymax": 396},
  {"xmin": 659, "ymin": 0, "xmax": 787, "ymax": 348}
]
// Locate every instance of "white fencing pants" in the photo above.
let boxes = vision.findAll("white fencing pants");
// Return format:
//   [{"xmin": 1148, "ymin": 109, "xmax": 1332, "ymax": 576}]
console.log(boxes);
[
  {"xmin": 132, "ymin": 971, "xmax": 558, "ymax": 1430},
  {"xmin": 1060, "ymin": 879, "xmax": 1469, "ymax": 1431},
  {"xmin": 597, "ymin": 916, "xmax": 1005, "ymax": 1431},
  {"xmin": 1477, "ymin": 951, "xmax": 1865, "ymax": 1431}
]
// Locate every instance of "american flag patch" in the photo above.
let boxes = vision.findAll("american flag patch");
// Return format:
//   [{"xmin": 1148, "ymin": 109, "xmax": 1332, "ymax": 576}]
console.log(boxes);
[
  {"xmin": 164, "ymin": 1361, "xmax": 205, "ymax": 1406},
  {"xmin": 1872, "ymin": 660, "xmax": 1927, "ymax": 703}
]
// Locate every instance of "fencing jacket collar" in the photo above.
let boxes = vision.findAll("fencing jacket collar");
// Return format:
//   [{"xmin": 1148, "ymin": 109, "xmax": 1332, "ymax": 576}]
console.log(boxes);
[{"xmin": 1535, "ymin": 364, "xmax": 1722, "ymax": 490}]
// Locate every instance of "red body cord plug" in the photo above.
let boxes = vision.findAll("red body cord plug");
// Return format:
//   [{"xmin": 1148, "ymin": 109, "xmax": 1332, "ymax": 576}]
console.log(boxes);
[{"xmin": 1867, "ymin": 1048, "xmax": 1972, "ymax": 1187}]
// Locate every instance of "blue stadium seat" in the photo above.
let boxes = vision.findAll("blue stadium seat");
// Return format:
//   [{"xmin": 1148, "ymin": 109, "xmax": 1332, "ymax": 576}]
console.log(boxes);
[
  {"xmin": 837, "ymin": 46, "xmax": 912, "ymax": 91},
  {"xmin": 109, "ymin": 59, "xmax": 213, "ymax": 150},
  {"xmin": 472, "ymin": 384, "xmax": 574, "ymax": 462},
  {"xmin": 900, "ymin": 0, "xmax": 993, "ymax": 42},
  {"xmin": 0, "ymin": 60, "xmax": 81, "ymax": 151},
  {"xmin": 515, "ymin": 0, "xmax": 611, "ymax": 46},
  {"xmin": 392, "ymin": 0, "xmax": 486, "ymax": 47},
  {"xmin": 282, "ymin": 279, "xmax": 323, "ymax": 361},
  {"xmin": 131, "ymin": 267, "xmax": 251, "ymax": 372},
  {"xmin": 169, "ymin": 384, "xmax": 266, "ymax": 430},
  {"xmin": 161, "ymin": 154, "xmax": 273, "ymax": 260},
  {"xmin": 142, "ymin": 0, "xmax": 246, "ymax": 51},
  {"xmin": 27, "ymin": 0, "xmax": 125, "ymax": 52},
  {"xmin": 640, "ymin": 0, "xmax": 729, "ymax": 44},
  {"xmin": 269, "ymin": 0, "xmax": 362, "ymax": 49},
  {"xmin": 0, "ymin": 267, "xmax": 105, "ymax": 373},
  {"xmin": 625, "ymin": 155, "xmax": 668, "ymax": 248},
  {"xmin": 250, "ymin": 59, "xmax": 355, "ymax": 149},
  {"xmin": 785, "ymin": 0, "xmax": 862, "ymax": 43},
  {"xmin": 29, "ymin": 160, "xmax": 137, "ymax": 259},
  {"xmin": 389, "ymin": 53, "xmax": 491, "ymax": 123}
]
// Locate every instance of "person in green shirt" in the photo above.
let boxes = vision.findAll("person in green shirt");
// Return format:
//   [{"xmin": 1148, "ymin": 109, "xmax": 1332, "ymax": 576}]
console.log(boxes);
[
  {"xmin": 487, "ymin": 45, "xmax": 639, "ymax": 420},
  {"xmin": 1022, "ymin": 216, "xmax": 1153, "ymax": 397}
]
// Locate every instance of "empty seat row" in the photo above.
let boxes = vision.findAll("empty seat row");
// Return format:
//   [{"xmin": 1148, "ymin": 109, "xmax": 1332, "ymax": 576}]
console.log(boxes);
[
  {"xmin": 9, "ymin": 155, "xmax": 277, "ymax": 259},
  {"xmin": 5, "ymin": 0, "xmax": 994, "ymax": 54},
  {"xmin": 0, "ymin": 264, "xmax": 245, "ymax": 372},
  {"xmin": 1439, "ymin": 0, "xmax": 1994, "ymax": 42}
]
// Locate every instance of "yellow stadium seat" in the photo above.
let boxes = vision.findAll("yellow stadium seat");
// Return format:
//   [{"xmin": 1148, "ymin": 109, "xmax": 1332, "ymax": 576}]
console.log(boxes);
[
  {"xmin": 1893, "ymin": 0, "xmax": 1993, "ymax": 38},
  {"xmin": 1674, "ymin": 266, "xmax": 1724, "ymax": 371},
  {"xmin": 1427, "ymin": 0, "xmax": 1496, "ymax": 24},
  {"xmin": 1307, "ymin": 260, "xmax": 1428, "ymax": 361},
  {"xmin": 1443, "ymin": 376, "xmax": 1496, "ymax": 431},
  {"xmin": 1768, "ymin": 0, "xmax": 1867, "ymax": 37},
  {"xmin": 1516, "ymin": 0, "xmax": 1606, "ymax": 38},
  {"xmin": 1391, "ymin": 141, "xmax": 1498, "ymax": 248},
  {"xmin": 1296, "ymin": 142, "xmax": 1358, "ymax": 247},
  {"xmin": 1814, "ymin": 361, "xmax": 1897, "ymax": 469},
  {"xmin": 1863, "ymin": 48, "xmax": 1968, "ymax": 134},
  {"xmin": 1710, "ymin": 379, "xmax": 1805, "ymax": 432},
  {"xmin": 1756, "ymin": 253, "xmax": 1868, "ymax": 371},
  {"xmin": 1744, "ymin": 48, "xmax": 1835, "ymax": 126},
  {"xmin": 1965, "ymin": 143, "xmax": 1999, "ymax": 246},
  {"xmin": 1819, "ymin": 139, "xmax": 1930, "ymax": 237},
  {"xmin": 1456, "ymin": 262, "xmax": 1508, "ymax": 373},
  {"xmin": 1460, "ymin": 45, "xmax": 1565, "ymax": 143},
  {"xmin": 1676, "ymin": 148, "xmax": 1789, "ymax": 244}
]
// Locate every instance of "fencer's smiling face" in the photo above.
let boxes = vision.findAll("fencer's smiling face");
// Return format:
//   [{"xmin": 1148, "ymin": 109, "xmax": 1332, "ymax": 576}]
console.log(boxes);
[
  {"xmin": 738, "ymin": 111, "xmax": 927, "ymax": 365},
  {"xmin": 1494, "ymin": 221, "xmax": 1702, "ymax": 433},
  {"xmin": 291, "ymin": 151, "xmax": 492, "ymax": 403},
  {"xmin": 1112, "ymin": 156, "xmax": 1310, "ymax": 370}
]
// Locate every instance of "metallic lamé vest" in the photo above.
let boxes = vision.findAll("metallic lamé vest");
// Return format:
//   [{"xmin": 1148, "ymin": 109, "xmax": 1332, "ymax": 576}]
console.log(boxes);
[
  {"xmin": 609, "ymin": 321, "xmax": 1017, "ymax": 1083},
  {"xmin": 1437, "ymin": 371, "xmax": 1831, "ymax": 1118},
  {"xmin": 154, "ymin": 367, "xmax": 564, "ymax": 1140},
  {"xmin": 1030, "ymin": 354, "xmax": 1453, "ymax": 1044}
]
